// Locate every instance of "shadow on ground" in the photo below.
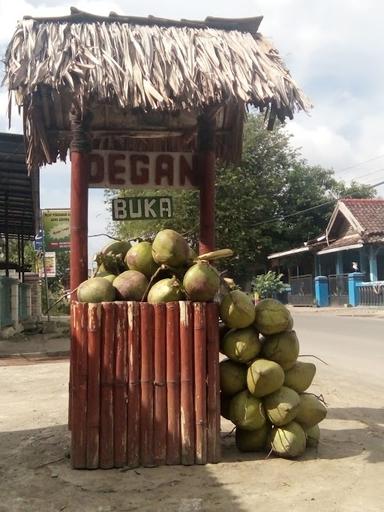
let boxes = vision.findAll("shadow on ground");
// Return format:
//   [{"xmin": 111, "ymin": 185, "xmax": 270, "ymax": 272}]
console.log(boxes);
[{"xmin": 0, "ymin": 425, "xmax": 247, "ymax": 512}]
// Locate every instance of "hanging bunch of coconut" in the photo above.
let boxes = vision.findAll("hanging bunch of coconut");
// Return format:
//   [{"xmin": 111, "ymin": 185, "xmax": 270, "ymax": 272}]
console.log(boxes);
[{"xmin": 220, "ymin": 297, "xmax": 327, "ymax": 459}]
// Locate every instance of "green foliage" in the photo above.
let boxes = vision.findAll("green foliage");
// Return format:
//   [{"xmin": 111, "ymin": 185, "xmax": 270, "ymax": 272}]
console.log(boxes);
[
  {"xmin": 251, "ymin": 271, "xmax": 285, "ymax": 299},
  {"xmin": 106, "ymin": 114, "xmax": 375, "ymax": 286}
]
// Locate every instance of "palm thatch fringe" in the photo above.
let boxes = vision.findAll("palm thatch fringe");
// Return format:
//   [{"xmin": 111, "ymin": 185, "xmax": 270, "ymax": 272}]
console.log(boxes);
[{"xmin": 3, "ymin": 14, "xmax": 311, "ymax": 170}]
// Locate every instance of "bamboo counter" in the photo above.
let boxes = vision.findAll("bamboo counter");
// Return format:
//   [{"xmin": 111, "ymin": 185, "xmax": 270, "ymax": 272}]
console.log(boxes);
[{"xmin": 69, "ymin": 300, "xmax": 221, "ymax": 469}]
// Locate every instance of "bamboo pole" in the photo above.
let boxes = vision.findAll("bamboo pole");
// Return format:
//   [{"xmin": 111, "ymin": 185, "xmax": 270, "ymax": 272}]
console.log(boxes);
[
  {"xmin": 193, "ymin": 302, "xmax": 207, "ymax": 464},
  {"xmin": 179, "ymin": 301, "xmax": 195, "ymax": 465},
  {"xmin": 206, "ymin": 303, "xmax": 221, "ymax": 463},
  {"xmin": 114, "ymin": 302, "xmax": 128, "ymax": 467},
  {"xmin": 127, "ymin": 301, "xmax": 140, "ymax": 467},
  {"xmin": 153, "ymin": 303, "xmax": 167, "ymax": 465},
  {"xmin": 140, "ymin": 303, "xmax": 155, "ymax": 467},
  {"xmin": 86, "ymin": 303, "xmax": 101, "ymax": 468},
  {"xmin": 166, "ymin": 302, "xmax": 181, "ymax": 465},
  {"xmin": 70, "ymin": 302, "xmax": 88, "ymax": 468}
]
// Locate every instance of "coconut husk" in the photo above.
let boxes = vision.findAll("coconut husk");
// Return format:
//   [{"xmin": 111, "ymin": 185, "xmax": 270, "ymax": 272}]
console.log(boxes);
[
  {"xmin": 295, "ymin": 393, "xmax": 327, "ymax": 428},
  {"xmin": 235, "ymin": 423, "xmax": 271, "ymax": 452},
  {"xmin": 263, "ymin": 386, "xmax": 300, "ymax": 426},
  {"xmin": 220, "ymin": 290, "xmax": 256, "ymax": 329},
  {"xmin": 304, "ymin": 424, "xmax": 320, "ymax": 448},
  {"xmin": 254, "ymin": 298, "xmax": 293, "ymax": 335},
  {"xmin": 269, "ymin": 421, "xmax": 306, "ymax": 458},
  {"xmin": 219, "ymin": 359, "xmax": 248, "ymax": 397},
  {"xmin": 221, "ymin": 326, "xmax": 261, "ymax": 363},
  {"xmin": 77, "ymin": 277, "xmax": 115, "ymax": 303},
  {"xmin": 247, "ymin": 359, "xmax": 285, "ymax": 398},
  {"xmin": 284, "ymin": 361, "xmax": 316, "ymax": 392},
  {"xmin": 229, "ymin": 390, "xmax": 266, "ymax": 430},
  {"xmin": 261, "ymin": 330, "xmax": 299, "ymax": 370}
]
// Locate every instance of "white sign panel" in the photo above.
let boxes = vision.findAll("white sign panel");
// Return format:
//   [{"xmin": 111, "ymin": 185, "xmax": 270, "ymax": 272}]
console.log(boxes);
[{"xmin": 88, "ymin": 151, "xmax": 198, "ymax": 189}]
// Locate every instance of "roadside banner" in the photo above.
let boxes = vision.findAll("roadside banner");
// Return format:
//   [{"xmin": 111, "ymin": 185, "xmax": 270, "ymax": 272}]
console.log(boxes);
[
  {"xmin": 42, "ymin": 209, "xmax": 71, "ymax": 250},
  {"xmin": 38, "ymin": 252, "xmax": 56, "ymax": 278}
]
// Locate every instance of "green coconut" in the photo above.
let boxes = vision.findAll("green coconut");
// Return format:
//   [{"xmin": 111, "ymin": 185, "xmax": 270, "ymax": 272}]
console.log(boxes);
[
  {"xmin": 284, "ymin": 362, "xmax": 316, "ymax": 393},
  {"xmin": 247, "ymin": 359, "xmax": 285, "ymax": 398},
  {"xmin": 220, "ymin": 290, "xmax": 256, "ymax": 329},
  {"xmin": 269, "ymin": 421, "xmax": 306, "ymax": 458},
  {"xmin": 101, "ymin": 240, "xmax": 131, "ymax": 258},
  {"xmin": 220, "ymin": 393, "xmax": 232, "ymax": 420},
  {"xmin": 112, "ymin": 270, "xmax": 148, "ymax": 301},
  {"xmin": 254, "ymin": 298, "xmax": 293, "ymax": 335},
  {"xmin": 305, "ymin": 424, "xmax": 320, "ymax": 448},
  {"xmin": 261, "ymin": 330, "xmax": 300, "ymax": 370},
  {"xmin": 295, "ymin": 393, "xmax": 327, "ymax": 428},
  {"xmin": 219, "ymin": 359, "xmax": 247, "ymax": 397},
  {"xmin": 221, "ymin": 327, "xmax": 261, "ymax": 363},
  {"xmin": 229, "ymin": 390, "xmax": 266, "ymax": 430},
  {"xmin": 77, "ymin": 277, "xmax": 116, "ymax": 303},
  {"xmin": 183, "ymin": 261, "xmax": 220, "ymax": 302},
  {"xmin": 235, "ymin": 423, "xmax": 270, "ymax": 452},
  {"xmin": 152, "ymin": 229, "xmax": 190, "ymax": 267},
  {"xmin": 125, "ymin": 241, "xmax": 158, "ymax": 278},
  {"xmin": 263, "ymin": 386, "xmax": 300, "ymax": 426},
  {"xmin": 95, "ymin": 271, "xmax": 117, "ymax": 283},
  {"xmin": 147, "ymin": 277, "xmax": 183, "ymax": 304}
]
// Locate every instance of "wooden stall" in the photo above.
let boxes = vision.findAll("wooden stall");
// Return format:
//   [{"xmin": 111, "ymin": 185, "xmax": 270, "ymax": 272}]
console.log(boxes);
[{"xmin": 4, "ymin": 9, "xmax": 310, "ymax": 468}]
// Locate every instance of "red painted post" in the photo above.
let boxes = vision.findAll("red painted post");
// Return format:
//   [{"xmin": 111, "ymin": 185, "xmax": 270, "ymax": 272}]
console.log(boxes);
[
  {"xmin": 140, "ymin": 302, "xmax": 155, "ymax": 467},
  {"xmin": 153, "ymin": 303, "xmax": 167, "ymax": 465},
  {"xmin": 69, "ymin": 111, "xmax": 90, "ymax": 296},
  {"xmin": 198, "ymin": 113, "xmax": 216, "ymax": 255},
  {"xmin": 70, "ymin": 302, "xmax": 88, "ymax": 468},
  {"xmin": 100, "ymin": 303, "xmax": 115, "ymax": 469},
  {"xmin": 179, "ymin": 301, "xmax": 195, "ymax": 465},
  {"xmin": 194, "ymin": 302, "xmax": 207, "ymax": 464},
  {"xmin": 127, "ymin": 301, "xmax": 140, "ymax": 467},
  {"xmin": 206, "ymin": 303, "xmax": 221, "ymax": 463},
  {"xmin": 114, "ymin": 302, "xmax": 128, "ymax": 467},
  {"xmin": 166, "ymin": 302, "xmax": 181, "ymax": 465},
  {"xmin": 86, "ymin": 303, "xmax": 101, "ymax": 469}
]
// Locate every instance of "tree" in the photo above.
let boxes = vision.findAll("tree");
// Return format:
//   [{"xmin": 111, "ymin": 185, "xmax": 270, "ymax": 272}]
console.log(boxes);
[{"xmin": 106, "ymin": 114, "xmax": 375, "ymax": 285}]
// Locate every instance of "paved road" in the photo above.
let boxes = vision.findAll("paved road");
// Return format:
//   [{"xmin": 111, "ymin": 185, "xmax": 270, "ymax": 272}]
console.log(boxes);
[{"xmin": 292, "ymin": 312, "xmax": 384, "ymax": 384}]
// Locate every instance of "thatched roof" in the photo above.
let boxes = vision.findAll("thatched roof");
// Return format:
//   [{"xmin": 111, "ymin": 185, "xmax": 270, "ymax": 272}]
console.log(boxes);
[{"xmin": 3, "ymin": 9, "xmax": 311, "ymax": 171}]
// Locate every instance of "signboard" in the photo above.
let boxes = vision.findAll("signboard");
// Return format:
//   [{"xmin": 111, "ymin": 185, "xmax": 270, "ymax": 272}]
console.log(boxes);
[
  {"xmin": 42, "ymin": 209, "xmax": 71, "ymax": 250},
  {"xmin": 89, "ymin": 151, "xmax": 198, "ymax": 189},
  {"xmin": 34, "ymin": 229, "xmax": 44, "ymax": 251},
  {"xmin": 38, "ymin": 252, "xmax": 56, "ymax": 278},
  {"xmin": 112, "ymin": 197, "xmax": 173, "ymax": 220}
]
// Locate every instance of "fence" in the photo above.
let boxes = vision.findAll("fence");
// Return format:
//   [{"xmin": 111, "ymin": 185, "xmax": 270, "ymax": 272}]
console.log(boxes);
[
  {"xmin": 0, "ymin": 277, "xmax": 13, "ymax": 328},
  {"xmin": 357, "ymin": 281, "xmax": 384, "ymax": 307},
  {"xmin": 328, "ymin": 274, "xmax": 349, "ymax": 306},
  {"xmin": 288, "ymin": 274, "xmax": 314, "ymax": 306}
]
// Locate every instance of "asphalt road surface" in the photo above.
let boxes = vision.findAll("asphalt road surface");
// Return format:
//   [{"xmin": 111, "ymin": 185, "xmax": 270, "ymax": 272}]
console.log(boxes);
[{"xmin": 292, "ymin": 312, "xmax": 384, "ymax": 385}]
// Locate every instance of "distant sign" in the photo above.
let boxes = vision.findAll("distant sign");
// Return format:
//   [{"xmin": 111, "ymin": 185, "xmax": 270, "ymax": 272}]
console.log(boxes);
[
  {"xmin": 89, "ymin": 151, "xmax": 198, "ymax": 189},
  {"xmin": 38, "ymin": 252, "xmax": 56, "ymax": 278},
  {"xmin": 42, "ymin": 209, "xmax": 70, "ymax": 251},
  {"xmin": 112, "ymin": 197, "xmax": 173, "ymax": 221},
  {"xmin": 34, "ymin": 229, "xmax": 44, "ymax": 251}
]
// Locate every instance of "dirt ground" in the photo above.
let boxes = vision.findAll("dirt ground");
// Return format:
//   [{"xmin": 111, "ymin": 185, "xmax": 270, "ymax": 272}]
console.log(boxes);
[{"xmin": 0, "ymin": 356, "xmax": 383, "ymax": 512}]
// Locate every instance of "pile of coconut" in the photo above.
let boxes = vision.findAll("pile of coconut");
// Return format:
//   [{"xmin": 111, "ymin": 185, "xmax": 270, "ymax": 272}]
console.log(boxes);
[{"xmin": 220, "ymin": 297, "xmax": 327, "ymax": 459}]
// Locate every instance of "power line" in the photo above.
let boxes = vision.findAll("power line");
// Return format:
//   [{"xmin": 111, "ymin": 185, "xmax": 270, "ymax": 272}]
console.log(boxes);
[
  {"xmin": 245, "ymin": 180, "xmax": 384, "ymax": 228},
  {"xmin": 334, "ymin": 154, "xmax": 384, "ymax": 177}
]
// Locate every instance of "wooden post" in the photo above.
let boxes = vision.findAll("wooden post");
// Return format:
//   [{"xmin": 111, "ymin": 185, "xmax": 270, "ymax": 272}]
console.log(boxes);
[
  {"xmin": 198, "ymin": 113, "xmax": 216, "ymax": 255},
  {"xmin": 179, "ymin": 301, "xmax": 195, "ymax": 465},
  {"xmin": 69, "ymin": 110, "xmax": 90, "ymax": 296},
  {"xmin": 153, "ymin": 303, "xmax": 167, "ymax": 465}
]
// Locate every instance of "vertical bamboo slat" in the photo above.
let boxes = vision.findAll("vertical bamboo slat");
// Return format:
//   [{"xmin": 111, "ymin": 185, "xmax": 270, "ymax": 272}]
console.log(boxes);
[
  {"xmin": 71, "ymin": 302, "xmax": 88, "ymax": 468},
  {"xmin": 86, "ymin": 303, "xmax": 101, "ymax": 469},
  {"xmin": 153, "ymin": 303, "xmax": 167, "ymax": 465},
  {"xmin": 114, "ymin": 302, "xmax": 128, "ymax": 467},
  {"xmin": 194, "ymin": 302, "xmax": 207, "ymax": 464},
  {"xmin": 166, "ymin": 302, "xmax": 181, "ymax": 465},
  {"xmin": 179, "ymin": 301, "xmax": 195, "ymax": 465},
  {"xmin": 127, "ymin": 301, "xmax": 140, "ymax": 467},
  {"xmin": 140, "ymin": 302, "xmax": 155, "ymax": 467},
  {"xmin": 206, "ymin": 303, "xmax": 221, "ymax": 463}
]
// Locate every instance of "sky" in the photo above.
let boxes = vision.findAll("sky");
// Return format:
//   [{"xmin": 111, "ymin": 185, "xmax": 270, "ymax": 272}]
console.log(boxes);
[{"xmin": 1, "ymin": 0, "xmax": 384, "ymax": 261}]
